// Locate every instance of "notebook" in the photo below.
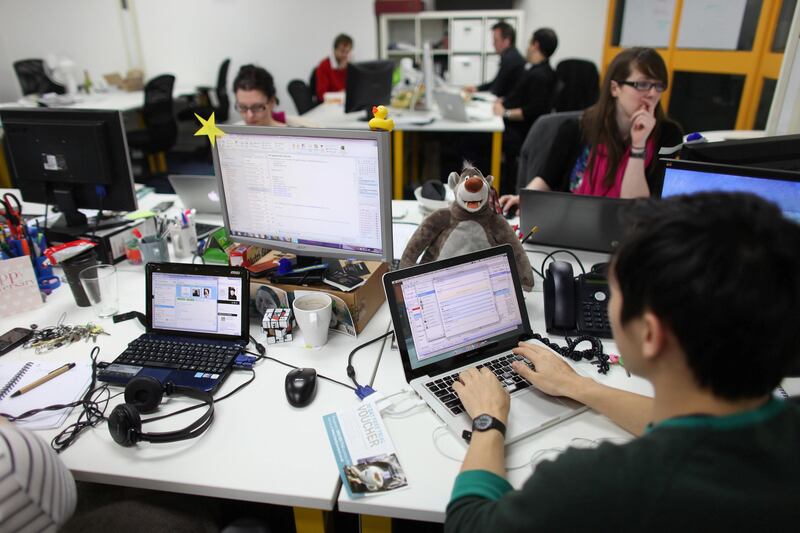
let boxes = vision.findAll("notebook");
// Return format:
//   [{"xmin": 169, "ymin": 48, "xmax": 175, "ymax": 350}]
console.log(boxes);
[
  {"xmin": 0, "ymin": 360, "xmax": 92, "ymax": 430},
  {"xmin": 98, "ymin": 262, "xmax": 250, "ymax": 393},
  {"xmin": 168, "ymin": 175, "xmax": 223, "ymax": 215},
  {"xmin": 519, "ymin": 190, "xmax": 633, "ymax": 253},
  {"xmin": 383, "ymin": 245, "xmax": 585, "ymax": 445}
]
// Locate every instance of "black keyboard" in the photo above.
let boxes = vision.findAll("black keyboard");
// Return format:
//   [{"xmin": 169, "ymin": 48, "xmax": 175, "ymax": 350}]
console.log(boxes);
[
  {"xmin": 114, "ymin": 336, "xmax": 240, "ymax": 375},
  {"xmin": 424, "ymin": 353, "xmax": 532, "ymax": 415}
]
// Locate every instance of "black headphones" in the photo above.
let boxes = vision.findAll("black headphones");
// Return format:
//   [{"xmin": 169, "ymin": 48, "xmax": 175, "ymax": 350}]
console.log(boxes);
[{"xmin": 107, "ymin": 376, "xmax": 214, "ymax": 447}]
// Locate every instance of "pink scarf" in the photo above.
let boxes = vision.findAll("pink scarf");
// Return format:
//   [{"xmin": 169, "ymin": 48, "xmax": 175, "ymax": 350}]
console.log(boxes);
[{"xmin": 576, "ymin": 138, "xmax": 655, "ymax": 198}]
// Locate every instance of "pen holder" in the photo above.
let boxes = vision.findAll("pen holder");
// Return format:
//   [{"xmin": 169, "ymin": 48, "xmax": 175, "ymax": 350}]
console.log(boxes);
[
  {"xmin": 140, "ymin": 235, "xmax": 170, "ymax": 265},
  {"xmin": 60, "ymin": 248, "xmax": 98, "ymax": 307},
  {"xmin": 171, "ymin": 224, "xmax": 197, "ymax": 259}
]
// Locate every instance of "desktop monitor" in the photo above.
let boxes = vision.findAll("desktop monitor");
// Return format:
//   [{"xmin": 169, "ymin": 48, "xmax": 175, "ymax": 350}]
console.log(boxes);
[
  {"xmin": 344, "ymin": 60, "xmax": 394, "ymax": 116},
  {"xmin": 212, "ymin": 126, "xmax": 394, "ymax": 262},
  {"xmin": 0, "ymin": 108, "xmax": 137, "ymax": 231},
  {"xmin": 655, "ymin": 159, "xmax": 800, "ymax": 223},
  {"xmin": 680, "ymin": 134, "xmax": 800, "ymax": 172}
]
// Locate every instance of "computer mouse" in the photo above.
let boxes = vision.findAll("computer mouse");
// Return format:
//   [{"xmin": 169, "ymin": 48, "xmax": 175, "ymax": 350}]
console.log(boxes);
[{"xmin": 285, "ymin": 368, "xmax": 317, "ymax": 407}]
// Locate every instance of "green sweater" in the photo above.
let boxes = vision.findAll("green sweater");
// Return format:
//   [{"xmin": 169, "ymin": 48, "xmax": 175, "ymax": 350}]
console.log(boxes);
[{"xmin": 446, "ymin": 398, "xmax": 800, "ymax": 532}]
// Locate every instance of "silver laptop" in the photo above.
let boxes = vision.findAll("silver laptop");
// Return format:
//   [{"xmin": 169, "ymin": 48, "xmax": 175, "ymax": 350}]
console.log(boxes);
[
  {"xmin": 168, "ymin": 174, "xmax": 222, "ymax": 214},
  {"xmin": 383, "ymin": 245, "xmax": 585, "ymax": 445},
  {"xmin": 433, "ymin": 91, "xmax": 492, "ymax": 122}
]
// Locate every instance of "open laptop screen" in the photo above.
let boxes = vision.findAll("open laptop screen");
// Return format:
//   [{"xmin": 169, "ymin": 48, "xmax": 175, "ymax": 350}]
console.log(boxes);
[
  {"xmin": 657, "ymin": 159, "xmax": 800, "ymax": 223},
  {"xmin": 150, "ymin": 272, "xmax": 244, "ymax": 337},
  {"xmin": 388, "ymin": 252, "xmax": 526, "ymax": 371}
]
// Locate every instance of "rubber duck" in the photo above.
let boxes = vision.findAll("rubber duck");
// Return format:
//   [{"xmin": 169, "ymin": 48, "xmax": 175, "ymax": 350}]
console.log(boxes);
[{"xmin": 368, "ymin": 105, "xmax": 394, "ymax": 132}]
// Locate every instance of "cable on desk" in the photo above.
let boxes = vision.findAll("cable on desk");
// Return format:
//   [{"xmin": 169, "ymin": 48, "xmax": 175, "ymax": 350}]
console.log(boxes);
[
  {"xmin": 244, "ymin": 350, "xmax": 357, "ymax": 392},
  {"xmin": 529, "ymin": 332, "xmax": 610, "ymax": 374},
  {"xmin": 346, "ymin": 330, "xmax": 395, "ymax": 398},
  {"xmin": 0, "ymin": 346, "xmax": 119, "ymax": 453},
  {"xmin": 540, "ymin": 249, "xmax": 586, "ymax": 277},
  {"xmin": 142, "ymin": 368, "xmax": 257, "ymax": 424}
]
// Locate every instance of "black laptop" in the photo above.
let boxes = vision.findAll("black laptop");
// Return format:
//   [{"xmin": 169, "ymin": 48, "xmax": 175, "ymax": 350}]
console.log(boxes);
[
  {"xmin": 519, "ymin": 190, "xmax": 633, "ymax": 253},
  {"xmin": 99, "ymin": 263, "xmax": 250, "ymax": 393}
]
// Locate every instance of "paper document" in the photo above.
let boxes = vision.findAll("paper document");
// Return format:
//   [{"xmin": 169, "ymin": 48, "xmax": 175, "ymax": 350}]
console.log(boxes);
[
  {"xmin": 324, "ymin": 398, "xmax": 408, "ymax": 497},
  {"xmin": 0, "ymin": 361, "xmax": 92, "ymax": 430}
]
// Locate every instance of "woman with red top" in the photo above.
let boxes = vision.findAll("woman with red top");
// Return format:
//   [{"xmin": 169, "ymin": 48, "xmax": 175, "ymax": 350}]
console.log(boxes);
[
  {"xmin": 499, "ymin": 47, "xmax": 683, "ymax": 213},
  {"xmin": 314, "ymin": 33, "xmax": 353, "ymax": 101}
]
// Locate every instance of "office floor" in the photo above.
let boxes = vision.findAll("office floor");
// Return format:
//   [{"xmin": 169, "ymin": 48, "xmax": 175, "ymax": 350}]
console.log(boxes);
[{"xmin": 64, "ymin": 481, "xmax": 445, "ymax": 533}]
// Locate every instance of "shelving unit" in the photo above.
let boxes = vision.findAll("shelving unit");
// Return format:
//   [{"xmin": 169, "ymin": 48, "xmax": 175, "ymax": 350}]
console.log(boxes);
[{"xmin": 379, "ymin": 9, "xmax": 525, "ymax": 87}]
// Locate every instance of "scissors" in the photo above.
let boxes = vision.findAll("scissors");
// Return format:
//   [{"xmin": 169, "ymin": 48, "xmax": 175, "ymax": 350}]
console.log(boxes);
[{"xmin": 1, "ymin": 192, "xmax": 34, "ymax": 256}]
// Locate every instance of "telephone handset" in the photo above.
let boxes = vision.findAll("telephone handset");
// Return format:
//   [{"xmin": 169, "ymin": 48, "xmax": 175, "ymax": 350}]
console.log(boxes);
[{"xmin": 543, "ymin": 261, "xmax": 613, "ymax": 338}]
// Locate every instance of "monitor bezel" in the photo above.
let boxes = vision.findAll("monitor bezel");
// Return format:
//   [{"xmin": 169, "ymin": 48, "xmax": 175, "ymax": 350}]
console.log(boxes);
[
  {"xmin": 653, "ymin": 158, "xmax": 800, "ymax": 198},
  {"xmin": 212, "ymin": 125, "xmax": 394, "ymax": 263}
]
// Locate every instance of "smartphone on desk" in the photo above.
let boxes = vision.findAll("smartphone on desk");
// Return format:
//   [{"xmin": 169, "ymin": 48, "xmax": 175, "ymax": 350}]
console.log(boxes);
[
  {"xmin": 0, "ymin": 328, "xmax": 33, "ymax": 356},
  {"xmin": 543, "ymin": 261, "xmax": 612, "ymax": 339}
]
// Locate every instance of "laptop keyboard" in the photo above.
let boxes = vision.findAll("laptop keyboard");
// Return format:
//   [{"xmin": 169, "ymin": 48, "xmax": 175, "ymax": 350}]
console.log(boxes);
[
  {"xmin": 115, "ymin": 336, "xmax": 240, "ymax": 375},
  {"xmin": 424, "ymin": 353, "xmax": 532, "ymax": 415}
]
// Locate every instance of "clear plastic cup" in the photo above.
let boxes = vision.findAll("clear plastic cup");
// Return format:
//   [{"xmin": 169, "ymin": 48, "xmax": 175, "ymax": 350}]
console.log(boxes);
[{"xmin": 79, "ymin": 264, "xmax": 119, "ymax": 318}]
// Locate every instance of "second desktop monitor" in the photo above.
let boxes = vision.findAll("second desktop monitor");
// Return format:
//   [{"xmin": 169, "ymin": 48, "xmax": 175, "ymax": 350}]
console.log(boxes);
[{"xmin": 212, "ymin": 126, "xmax": 394, "ymax": 263}]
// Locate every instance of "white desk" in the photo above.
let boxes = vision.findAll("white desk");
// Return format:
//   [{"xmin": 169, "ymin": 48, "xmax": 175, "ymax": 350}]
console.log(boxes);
[
  {"xmin": 0, "ymin": 190, "xmax": 392, "ymax": 531},
  {"xmin": 340, "ymin": 205, "xmax": 800, "ymax": 526},
  {"xmin": 0, "ymin": 86, "xmax": 195, "ymax": 113},
  {"xmin": 304, "ymin": 103, "xmax": 504, "ymax": 200}
]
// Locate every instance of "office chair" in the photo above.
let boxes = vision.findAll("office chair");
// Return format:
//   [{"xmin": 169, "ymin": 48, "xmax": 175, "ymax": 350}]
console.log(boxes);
[
  {"xmin": 516, "ymin": 111, "xmax": 582, "ymax": 192},
  {"xmin": 554, "ymin": 59, "xmax": 599, "ymax": 112},
  {"xmin": 179, "ymin": 58, "xmax": 231, "ymax": 123},
  {"xmin": 309, "ymin": 68, "xmax": 319, "ymax": 105},
  {"xmin": 13, "ymin": 59, "xmax": 66, "ymax": 96},
  {"xmin": 127, "ymin": 74, "xmax": 178, "ymax": 186},
  {"xmin": 287, "ymin": 80, "xmax": 315, "ymax": 115}
]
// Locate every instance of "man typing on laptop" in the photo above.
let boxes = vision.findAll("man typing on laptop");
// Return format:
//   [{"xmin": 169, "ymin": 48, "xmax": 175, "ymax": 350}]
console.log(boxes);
[{"xmin": 446, "ymin": 192, "xmax": 800, "ymax": 531}]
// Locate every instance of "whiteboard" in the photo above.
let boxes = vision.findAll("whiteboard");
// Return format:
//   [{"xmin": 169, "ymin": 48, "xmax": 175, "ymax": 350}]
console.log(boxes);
[
  {"xmin": 620, "ymin": 0, "xmax": 676, "ymax": 48},
  {"xmin": 677, "ymin": 0, "xmax": 748, "ymax": 50}
]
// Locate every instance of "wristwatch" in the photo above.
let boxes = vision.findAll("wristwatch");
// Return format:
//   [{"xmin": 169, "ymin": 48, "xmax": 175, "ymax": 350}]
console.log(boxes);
[
  {"xmin": 472, "ymin": 414, "xmax": 507, "ymax": 437},
  {"xmin": 629, "ymin": 146, "xmax": 646, "ymax": 159},
  {"xmin": 503, "ymin": 109, "xmax": 512, "ymax": 119}
]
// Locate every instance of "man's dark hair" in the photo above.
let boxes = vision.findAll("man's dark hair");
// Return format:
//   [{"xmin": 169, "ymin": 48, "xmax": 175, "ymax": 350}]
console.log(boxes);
[
  {"xmin": 612, "ymin": 192, "xmax": 800, "ymax": 399},
  {"xmin": 334, "ymin": 33, "xmax": 353, "ymax": 50},
  {"xmin": 233, "ymin": 64, "xmax": 277, "ymax": 101},
  {"xmin": 532, "ymin": 28, "xmax": 558, "ymax": 58},
  {"xmin": 491, "ymin": 21, "xmax": 515, "ymax": 45}
]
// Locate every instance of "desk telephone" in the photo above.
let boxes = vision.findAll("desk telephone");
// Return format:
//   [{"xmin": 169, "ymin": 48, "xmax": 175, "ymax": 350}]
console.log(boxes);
[{"xmin": 543, "ymin": 261, "xmax": 613, "ymax": 339}]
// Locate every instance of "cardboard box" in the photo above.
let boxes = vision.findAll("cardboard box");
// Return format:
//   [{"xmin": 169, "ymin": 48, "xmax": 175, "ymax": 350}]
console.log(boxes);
[{"xmin": 252, "ymin": 261, "xmax": 388, "ymax": 333}]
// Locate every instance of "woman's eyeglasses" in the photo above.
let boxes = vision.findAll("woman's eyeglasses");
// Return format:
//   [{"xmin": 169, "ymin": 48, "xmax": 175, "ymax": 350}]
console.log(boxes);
[
  {"xmin": 618, "ymin": 80, "xmax": 667, "ymax": 93},
  {"xmin": 235, "ymin": 103, "xmax": 268, "ymax": 114}
]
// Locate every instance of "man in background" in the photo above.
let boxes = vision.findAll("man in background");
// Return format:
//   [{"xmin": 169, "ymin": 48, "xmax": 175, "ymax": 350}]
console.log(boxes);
[
  {"xmin": 314, "ymin": 33, "xmax": 353, "ymax": 101},
  {"xmin": 465, "ymin": 21, "xmax": 524, "ymax": 98}
]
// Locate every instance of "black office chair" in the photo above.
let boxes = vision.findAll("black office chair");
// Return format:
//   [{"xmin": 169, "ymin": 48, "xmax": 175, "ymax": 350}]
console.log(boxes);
[
  {"xmin": 309, "ymin": 68, "xmax": 319, "ymax": 106},
  {"xmin": 127, "ymin": 74, "xmax": 177, "ymax": 185},
  {"xmin": 13, "ymin": 59, "xmax": 66, "ymax": 96},
  {"xmin": 178, "ymin": 58, "xmax": 231, "ymax": 123},
  {"xmin": 554, "ymin": 59, "xmax": 599, "ymax": 112},
  {"xmin": 516, "ymin": 111, "xmax": 582, "ymax": 192},
  {"xmin": 287, "ymin": 80, "xmax": 315, "ymax": 115}
]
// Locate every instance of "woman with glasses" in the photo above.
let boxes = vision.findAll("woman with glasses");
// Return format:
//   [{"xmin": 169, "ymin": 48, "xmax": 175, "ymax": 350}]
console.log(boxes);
[
  {"xmin": 233, "ymin": 64, "xmax": 315, "ymax": 127},
  {"xmin": 499, "ymin": 47, "xmax": 682, "ymax": 210}
]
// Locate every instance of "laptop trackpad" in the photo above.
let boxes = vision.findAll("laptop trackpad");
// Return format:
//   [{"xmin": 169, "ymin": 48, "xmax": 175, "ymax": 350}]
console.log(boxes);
[
  {"xmin": 506, "ymin": 388, "xmax": 576, "ymax": 436},
  {"xmin": 138, "ymin": 368, "xmax": 172, "ymax": 382}
]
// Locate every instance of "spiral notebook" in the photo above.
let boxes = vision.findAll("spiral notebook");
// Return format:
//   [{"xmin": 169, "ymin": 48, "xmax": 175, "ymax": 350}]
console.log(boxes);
[{"xmin": 0, "ymin": 360, "xmax": 92, "ymax": 430}]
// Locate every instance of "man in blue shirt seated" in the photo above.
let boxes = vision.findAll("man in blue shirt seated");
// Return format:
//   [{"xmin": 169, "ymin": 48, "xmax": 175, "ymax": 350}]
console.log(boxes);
[{"xmin": 446, "ymin": 192, "xmax": 800, "ymax": 532}]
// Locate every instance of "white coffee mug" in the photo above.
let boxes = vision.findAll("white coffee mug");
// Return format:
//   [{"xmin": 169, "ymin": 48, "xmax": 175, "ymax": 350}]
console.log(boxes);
[{"xmin": 293, "ymin": 293, "xmax": 333, "ymax": 348}]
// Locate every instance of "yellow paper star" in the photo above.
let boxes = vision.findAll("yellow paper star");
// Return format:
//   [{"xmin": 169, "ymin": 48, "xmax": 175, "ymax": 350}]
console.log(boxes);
[{"xmin": 194, "ymin": 112, "xmax": 225, "ymax": 147}]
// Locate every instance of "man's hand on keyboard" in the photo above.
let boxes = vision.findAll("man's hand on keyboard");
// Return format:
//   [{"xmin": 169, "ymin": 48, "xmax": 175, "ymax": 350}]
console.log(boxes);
[
  {"xmin": 511, "ymin": 342, "xmax": 584, "ymax": 399},
  {"xmin": 452, "ymin": 367, "xmax": 510, "ymax": 423}
]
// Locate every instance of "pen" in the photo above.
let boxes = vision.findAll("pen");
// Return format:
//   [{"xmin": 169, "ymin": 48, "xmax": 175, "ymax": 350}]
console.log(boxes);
[
  {"xmin": 521, "ymin": 225, "xmax": 539, "ymax": 244},
  {"xmin": 10, "ymin": 362, "xmax": 76, "ymax": 397}
]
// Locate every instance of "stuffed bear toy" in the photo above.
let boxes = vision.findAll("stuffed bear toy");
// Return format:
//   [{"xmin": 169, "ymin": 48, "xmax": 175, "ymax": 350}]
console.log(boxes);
[{"xmin": 400, "ymin": 166, "xmax": 534, "ymax": 291}]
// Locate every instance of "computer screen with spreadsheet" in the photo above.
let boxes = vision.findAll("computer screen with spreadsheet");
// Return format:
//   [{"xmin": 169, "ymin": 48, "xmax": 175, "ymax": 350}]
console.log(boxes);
[
  {"xmin": 388, "ymin": 251, "xmax": 527, "ymax": 370},
  {"xmin": 212, "ymin": 126, "xmax": 393, "ymax": 262}
]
